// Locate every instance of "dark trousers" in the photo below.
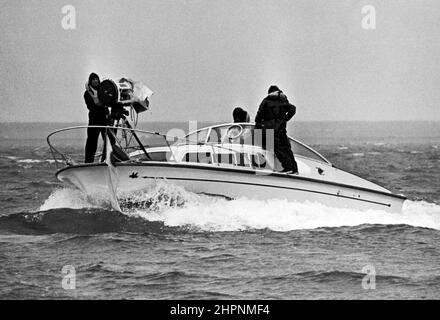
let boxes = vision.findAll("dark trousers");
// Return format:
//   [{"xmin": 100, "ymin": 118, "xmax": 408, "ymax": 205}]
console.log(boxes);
[
  {"xmin": 85, "ymin": 127, "xmax": 107, "ymax": 163},
  {"xmin": 274, "ymin": 133, "xmax": 298, "ymax": 172}
]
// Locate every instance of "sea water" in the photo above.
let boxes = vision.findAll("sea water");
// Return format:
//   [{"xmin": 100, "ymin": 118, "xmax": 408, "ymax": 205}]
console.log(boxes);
[{"xmin": 0, "ymin": 121, "xmax": 439, "ymax": 299}]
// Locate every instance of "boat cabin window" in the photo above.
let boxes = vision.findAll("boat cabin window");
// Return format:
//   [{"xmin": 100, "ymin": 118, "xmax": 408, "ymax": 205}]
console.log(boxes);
[
  {"xmin": 181, "ymin": 148, "xmax": 269, "ymax": 169},
  {"xmin": 207, "ymin": 127, "xmax": 222, "ymax": 143},
  {"xmin": 214, "ymin": 150, "xmax": 263, "ymax": 168},
  {"xmin": 130, "ymin": 151, "xmax": 170, "ymax": 162},
  {"xmin": 184, "ymin": 129, "xmax": 209, "ymax": 144},
  {"xmin": 215, "ymin": 152, "xmax": 237, "ymax": 166},
  {"xmin": 147, "ymin": 151, "xmax": 169, "ymax": 162},
  {"xmin": 251, "ymin": 152, "xmax": 267, "ymax": 169},
  {"xmin": 183, "ymin": 152, "xmax": 212, "ymax": 164},
  {"xmin": 236, "ymin": 152, "xmax": 250, "ymax": 167},
  {"xmin": 289, "ymin": 139, "xmax": 327, "ymax": 163}
]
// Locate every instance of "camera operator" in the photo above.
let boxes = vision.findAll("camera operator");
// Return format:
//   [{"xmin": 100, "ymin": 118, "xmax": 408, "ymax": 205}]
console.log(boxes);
[{"xmin": 84, "ymin": 73, "xmax": 110, "ymax": 163}]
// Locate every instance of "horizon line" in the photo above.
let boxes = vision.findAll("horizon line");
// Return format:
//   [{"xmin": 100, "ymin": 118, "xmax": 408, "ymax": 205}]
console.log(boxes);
[{"xmin": 2, "ymin": 119, "xmax": 440, "ymax": 123}]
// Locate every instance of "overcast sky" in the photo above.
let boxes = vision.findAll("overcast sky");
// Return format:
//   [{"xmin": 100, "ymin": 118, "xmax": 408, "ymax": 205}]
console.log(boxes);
[{"xmin": 1, "ymin": 0, "xmax": 439, "ymax": 122}]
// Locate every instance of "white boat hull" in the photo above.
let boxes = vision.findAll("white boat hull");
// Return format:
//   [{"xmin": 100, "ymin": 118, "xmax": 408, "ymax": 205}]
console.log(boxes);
[{"xmin": 56, "ymin": 162, "xmax": 406, "ymax": 213}]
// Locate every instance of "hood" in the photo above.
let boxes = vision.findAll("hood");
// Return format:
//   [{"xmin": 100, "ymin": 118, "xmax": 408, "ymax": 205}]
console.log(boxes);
[
  {"xmin": 266, "ymin": 91, "xmax": 287, "ymax": 101},
  {"xmin": 88, "ymin": 72, "xmax": 99, "ymax": 83}
]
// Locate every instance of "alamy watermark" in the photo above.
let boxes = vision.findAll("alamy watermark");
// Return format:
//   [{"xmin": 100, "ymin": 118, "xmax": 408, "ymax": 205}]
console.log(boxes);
[
  {"xmin": 61, "ymin": 5, "xmax": 76, "ymax": 30},
  {"xmin": 361, "ymin": 264, "xmax": 376, "ymax": 290},
  {"xmin": 361, "ymin": 5, "xmax": 376, "ymax": 30},
  {"xmin": 61, "ymin": 5, "xmax": 376, "ymax": 31},
  {"xmin": 61, "ymin": 265, "xmax": 76, "ymax": 290}
]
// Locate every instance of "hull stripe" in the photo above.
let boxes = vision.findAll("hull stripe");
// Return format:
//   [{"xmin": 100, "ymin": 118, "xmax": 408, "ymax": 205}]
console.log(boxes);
[{"xmin": 140, "ymin": 176, "xmax": 393, "ymax": 207}]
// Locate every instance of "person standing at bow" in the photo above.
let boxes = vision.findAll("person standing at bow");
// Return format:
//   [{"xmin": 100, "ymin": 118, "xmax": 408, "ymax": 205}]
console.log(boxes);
[
  {"xmin": 255, "ymin": 85, "xmax": 298, "ymax": 174},
  {"xmin": 84, "ymin": 73, "xmax": 109, "ymax": 163}
]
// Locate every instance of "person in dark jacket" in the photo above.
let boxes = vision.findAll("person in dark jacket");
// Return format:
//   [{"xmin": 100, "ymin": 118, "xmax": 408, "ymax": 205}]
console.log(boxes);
[
  {"xmin": 233, "ymin": 107, "xmax": 251, "ymax": 123},
  {"xmin": 255, "ymin": 85, "xmax": 298, "ymax": 174},
  {"xmin": 84, "ymin": 73, "xmax": 109, "ymax": 163}
]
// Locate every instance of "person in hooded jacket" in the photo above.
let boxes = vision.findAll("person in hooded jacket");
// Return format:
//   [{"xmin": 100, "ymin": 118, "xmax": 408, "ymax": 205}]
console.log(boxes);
[
  {"xmin": 232, "ymin": 107, "xmax": 251, "ymax": 123},
  {"xmin": 255, "ymin": 85, "xmax": 298, "ymax": 174},
  {"xmin": 84, "ymin": 73, "xmax": 109, "ymax": 163}
]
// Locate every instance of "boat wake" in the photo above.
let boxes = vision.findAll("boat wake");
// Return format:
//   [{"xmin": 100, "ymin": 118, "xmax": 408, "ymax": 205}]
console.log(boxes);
[{"xmin": 30, "ymin": 181, "xmax": 440, "ymax": 233}]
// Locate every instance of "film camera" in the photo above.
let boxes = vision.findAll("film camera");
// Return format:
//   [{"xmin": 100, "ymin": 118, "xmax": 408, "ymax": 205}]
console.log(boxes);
[{"xmin": 97, "ymin": 78, "xmax": 152, "ymax": 121}]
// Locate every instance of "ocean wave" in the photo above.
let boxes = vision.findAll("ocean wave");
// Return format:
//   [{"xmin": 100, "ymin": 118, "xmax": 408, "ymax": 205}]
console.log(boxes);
[
  {"xmin": 31, "ymin": 184, "xmax": 440, "ymax": 233},
  {"xmin": 118, "ymin": 182, "xmax": 205, "ymax": 212},
  {"xmin": 16, "ymin": 159, "xmax": 56, "ymax": 164},
  {"xmin": 81, "ymin": 264, "xmax": 199, "ymax": 281},
  {"xmin": 291, "ymin": 270, "xmax": 409, "ymax": 284},
  {"xmin": 39, "ymin": 188, "xmax": 109, "ymax": 211},
  {"xmin": 133, "ymin": 198, "xmax": 440, "ymax": 232},
  {"xmin": 0, "ymin": 208, "xmax": 165, "ymax": 235},
  {"xmin": 1, "ymin": 156, "xmax": 56, "ymax": 164},
  {"xmin": 81, "ymin": 261, "xmax": 137, "ymax": 275}
]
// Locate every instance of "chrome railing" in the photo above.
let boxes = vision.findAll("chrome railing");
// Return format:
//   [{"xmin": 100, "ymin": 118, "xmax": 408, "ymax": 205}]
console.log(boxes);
[
  {"xmin": 46, "ymin": 126, "xmax": 178, "ymax": 169},
  {"xmin": 46, "ymin": 125, "xmax": 264, "ymax": 169}
]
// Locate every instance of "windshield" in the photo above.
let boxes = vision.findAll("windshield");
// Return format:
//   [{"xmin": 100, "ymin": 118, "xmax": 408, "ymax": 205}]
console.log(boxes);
[
  {"xmin": 180, "ymin": 129, "xmax": 209, "ymax": 144},
  {"xmin": 207, "ymin": 125, "xmax": 254, "ymax": 144},
  {"xmin": 289, "ymin": 139, "xmax": 328, "ymax": 163},
  {"xmin": 183, "ymin": 124, "xmax": 330, "ymax": 164}
]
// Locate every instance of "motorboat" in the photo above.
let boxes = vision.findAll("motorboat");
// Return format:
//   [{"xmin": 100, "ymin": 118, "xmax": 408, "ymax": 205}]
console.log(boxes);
[
  {"xmin": 47, "ymin": 79, "xmax": 406, "ymax": 213},
  {"xmin": 47, "ymin": 122, "xmax": 406, "ymax": 213}
]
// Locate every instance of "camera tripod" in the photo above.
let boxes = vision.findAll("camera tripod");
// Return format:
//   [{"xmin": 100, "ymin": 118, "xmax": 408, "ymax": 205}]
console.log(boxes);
[{"xmin": 106, "ymin": 113, "xmax": 151, "ymax": 161}]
